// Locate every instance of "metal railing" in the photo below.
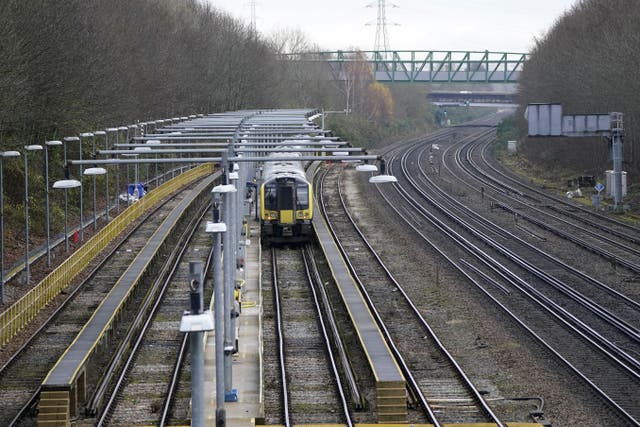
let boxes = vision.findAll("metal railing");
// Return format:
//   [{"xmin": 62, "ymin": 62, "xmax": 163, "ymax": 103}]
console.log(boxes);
[
  {"xmin": 0, "ymin": 163, "xmax": 214, "ymax": 347},
  {"xmin": 284, "ymin": 50, "xmax": 528, "ymax": 83}
]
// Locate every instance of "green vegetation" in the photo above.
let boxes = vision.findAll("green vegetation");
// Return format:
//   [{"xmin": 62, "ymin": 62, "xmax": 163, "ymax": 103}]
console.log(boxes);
[
  {"xmin": 0, "ymin": 2, "xmax": 437, "ymax": 263},
  {"xmin": 517, "ymin": 0, "xmax": 640, "ymax": 208}
]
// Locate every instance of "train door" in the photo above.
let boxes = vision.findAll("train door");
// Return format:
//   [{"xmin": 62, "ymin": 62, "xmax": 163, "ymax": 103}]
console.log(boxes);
[{"xmin": 277, "ymin": 180, "xmax": 295, "ymax": 225}]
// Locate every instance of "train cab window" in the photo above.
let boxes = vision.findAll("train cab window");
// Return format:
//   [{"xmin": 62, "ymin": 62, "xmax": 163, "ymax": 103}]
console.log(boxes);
[
  {"xmin": 277, "ymin": 186, "xmax": 294, "ymax": 210},
  {"xmin": 265, "ymin": 183, "xmax": 277, "ymax": 210},
  {"xmin": 296, "ymin": 184, "xmax": 309, "ymax": 209}
]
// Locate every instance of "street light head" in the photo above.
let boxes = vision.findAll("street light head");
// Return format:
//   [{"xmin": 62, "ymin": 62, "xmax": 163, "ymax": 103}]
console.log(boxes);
[
  {"xmin": 1, "ymin": 151, "xmax": 21, "ymax": 158},
  {"xmin": 80, "ymin": 132, "xmax": 94, "ymax": 138},
  {"xmin": 205, "ymin": 221, "xmax": 227, "ymax": 233},
  {"xmin": 53, "ymin": 179, "xmax": 82, "ymax": 189},
  {"xmin": 369, "ymin": 174, "xmax": 398, "ymax": 184},
  {"xmin": 93, "ymin": 131, "xmax": 106, "ymax": 136},
  {"xmin": 146, "ymin": 140, "xmax": 161, "ymax": 145},
  {"xmin": 212, "ymin": 184, "xmax": 237, "ymax": 193},
  {"xmin": 45, "ymin": 140, "xmax": 63, "ymax": 146},
  {"xmin": 106, "ymin": 127, "xmax": 119, "ymax": 132},
  {"xmin": 84, "ymin": 167, "xmax": 107, "ymax": 176},
  {"xmin": 117, "ymin": 127, "xmax": 128, "ymax": 131},
  {"xmin": 25, "ymin": 144, "xmax": 43, "ymax": 151},
  {"xmin": 63, "ymin": 136, "xmax": 80, "ymax": 142},
  {"xmin": 134, "ymin": 146, "xmax": 152, "ymax": 153},
  {"xmin": 128, "ymin": 124, "xmax": 138, "ymax": 129},
  {"xmin": 356, "ymin": 164, "xmax": 378, "ymax": 172}
]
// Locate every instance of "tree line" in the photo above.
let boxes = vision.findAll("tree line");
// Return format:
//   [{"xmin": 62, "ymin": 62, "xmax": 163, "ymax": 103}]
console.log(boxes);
[
  {"xmin": 0, "ymin": 1, "xmax": 433, "ymax": 268},
  {"xmin": 518, "ymin": 0, "xmax": 640, "ymax": 180}
]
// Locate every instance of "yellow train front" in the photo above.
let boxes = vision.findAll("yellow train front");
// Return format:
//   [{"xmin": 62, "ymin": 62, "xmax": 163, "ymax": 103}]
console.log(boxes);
[{"xmin": 260, "ymin": 154, "xmax": 313, "ymax": 244}]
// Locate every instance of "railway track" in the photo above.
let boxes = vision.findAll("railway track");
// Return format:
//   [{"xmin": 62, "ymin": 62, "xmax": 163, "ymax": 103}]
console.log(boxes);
[
  {"xmin": 319, "ymin": 164, "xmax": 507, "ymax": 426},
  {"xmin": 264, "ymin": 246, "xmax": 353, "ymax": 426},
  {"xmin": 454, "ymin": 135, "xmax": 640, "ymax": 274},
  {"xmin": 96, "ymin": 202, "xmax": 213, "ymax": 426},
  {"xmin": 373, "ymin": 122, "xmax": 640, "ymax": 425},
  {"xmin": 416, "ymin": 136, "xmax": 640, "ymax": 364},
  {"xmin": 0, "ymin": 191, "xmax": 189, "ymax": 426}
]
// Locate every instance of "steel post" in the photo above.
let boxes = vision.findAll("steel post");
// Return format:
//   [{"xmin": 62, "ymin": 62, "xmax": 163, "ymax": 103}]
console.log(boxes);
[
  {"xmin": 223, "ymin": 178, "xmax": 233, "ymax": 393},
  {"xmin": 63, "ymin": 143, "xmax": 69, "ymax": 252},
  {"xmin": 44, "ymin": 145, "xmax": 51, "ymax": 266},
  {"xmin": 78, "ymin": 137, "xmax": 84, "ymax": 241},
  {"xmin": 0, "ymin": 159, "xmax": 4, "ymax": 302},
  {"xmin": 212, "ymin": 192, "xmax": 226, "ymax": 427},
  {"xmin": 103, "ymin": 132, "xmax": 110, "ymax": 220},
  {"xmin": 189, "ymin": 261, "xmax": 205, "ymax": 427},
  {"xmin": 24, "ymin": 151, "xmax": 29, "ymax": 284}
]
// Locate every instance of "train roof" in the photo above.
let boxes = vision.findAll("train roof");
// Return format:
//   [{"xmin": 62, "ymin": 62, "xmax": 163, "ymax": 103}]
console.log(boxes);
[{"xmin": 262, "ymin": 151, "xmax": 306, "ymax": 183}]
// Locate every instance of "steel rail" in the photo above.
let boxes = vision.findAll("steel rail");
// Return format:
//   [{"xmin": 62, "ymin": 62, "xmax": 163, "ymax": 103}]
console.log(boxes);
[
  {"xmin": 301, "ymin": 245, "xmax": 355, "ymax": 427},
  {"xmin": 95, "ymin": 197, "xmax": 211, "ymax": 424},
  {"xmin": 459, "ymin": 138, "xmax": 640, "ymax": 263},
  {"xmin": 477, "ymin": 136, "xmax": 640, "ymax": 238},
  {"xmin": 375, "ymin": 152, "xmax": 635, "ymax": 425},
  {"xmin": 444, "ymin": 140, "xmax": 640, "ymax": 335},
  {"xmin": 381, "ymin": 133, "xmax": 640, "ymax": 425},
  {"xmin": 2, "ymin": 191, "xmax": 185, "ymax": 427},
  {"xmin": 303, "ymin": 243, "xmax": 363, "ymax": 410},
  {"xmin": 404, "ymin": 143, "xmax": 640, "ymax": 370},
  {"xmin": 441, "ymin": 137, "xmax": 640, "ymax": 311},
  {"xmin": 331, "ymin": 166, "xmax": 506, "ymax": 426},
  {"xmin": 270, "ymin": 248, "xmax": 291, "ymax": 427}
]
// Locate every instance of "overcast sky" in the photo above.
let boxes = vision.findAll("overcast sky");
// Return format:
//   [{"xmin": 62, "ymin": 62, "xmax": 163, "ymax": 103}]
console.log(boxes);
[{"xmin": 207, "ymin": 0, "xmax": 580, "ymax": 52}]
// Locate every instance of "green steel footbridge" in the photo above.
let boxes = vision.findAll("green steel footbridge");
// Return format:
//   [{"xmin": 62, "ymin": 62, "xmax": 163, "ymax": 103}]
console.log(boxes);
[{"xmin": 285, "ymin": 50, "xmax": 528, "ymax": 84}]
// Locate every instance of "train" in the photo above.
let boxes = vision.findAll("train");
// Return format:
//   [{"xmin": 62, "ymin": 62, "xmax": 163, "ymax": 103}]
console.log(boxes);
[{"xmin": 260, "ymin": 150, "xmax": 313, "ymax": 244}]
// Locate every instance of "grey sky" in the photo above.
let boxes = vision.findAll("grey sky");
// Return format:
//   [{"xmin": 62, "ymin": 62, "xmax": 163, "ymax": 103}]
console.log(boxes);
[{"xmin": 208, "ymin": 0, "xmax": 579, "ymax": 52}]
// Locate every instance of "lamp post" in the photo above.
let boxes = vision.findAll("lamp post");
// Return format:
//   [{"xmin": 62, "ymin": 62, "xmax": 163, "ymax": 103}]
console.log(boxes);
[
  {"xmin": 146, "ymin": 140, "xmax": 160, "ymax": 188},
  {"xmin": 105, "ymin": 128, "xmax": 120, "ymax": 218},
  {"xmin": 116, "ymin": 127, "xmax": 128, "ymax": 212},
  {"xmin": 1, "ymin": 150, "xmax": 21, "ymax": 304},
  {"xmin": 219, "ymin": 176, "xmax": 238, "ymax": 401},
  {"xmin": 24, "ymin": 144, "xmax": 43, "ymax": 285},
  {"xmin": 84, "ymin": 167, "xmax": 107, "ymax": 230},
  {"xmin": 62, "ymin": 137, "xmax": 77, "ymax": 250},
  {"xmin": 206, "ymin": 188, "xmax": 229, "ymax": 426},
  {"xmin": 94, "ymin": 131, "xmax": 108, "ymax": 221},
  {"xmin": 53, "ymin": 179, "xmax": 81, "ymax": 255},
  {"xmin": 44, "ymin": 140, "xmax": 62, "ymax": 267},
  {"xmin": 133, "ymin": 146, "xmax": 151, "ymax": 191},
  {"xmin": 78, "ymin": 132, "xmax": 94, "ymax": 239},
  {"xmin": 121, "ymin": 152, "xmax": 136, "ymax": 205}
]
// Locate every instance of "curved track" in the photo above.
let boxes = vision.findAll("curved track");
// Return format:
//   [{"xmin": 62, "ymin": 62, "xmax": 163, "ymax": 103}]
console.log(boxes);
[
  {"xmin": 319, "ymin": 164, "xmax": 507, "ymax": 426},
  {"xmin": 373, "ymin": 119, "xmax": 640, "ymax": 425}
]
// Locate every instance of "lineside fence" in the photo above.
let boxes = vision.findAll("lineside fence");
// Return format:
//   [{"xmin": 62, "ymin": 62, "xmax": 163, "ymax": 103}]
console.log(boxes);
[{"xmin": 0, "ymin": 163, "xmax": 214, "ymax": 347}]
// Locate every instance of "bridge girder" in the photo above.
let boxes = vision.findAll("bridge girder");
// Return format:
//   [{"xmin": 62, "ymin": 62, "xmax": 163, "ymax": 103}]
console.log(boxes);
[{"xmin": 284, "ymin": 50, "xmax": 529, "ymax": 84}]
